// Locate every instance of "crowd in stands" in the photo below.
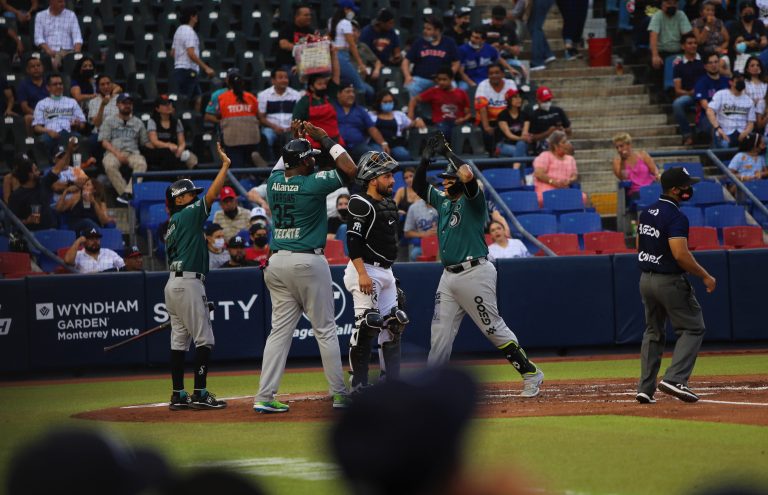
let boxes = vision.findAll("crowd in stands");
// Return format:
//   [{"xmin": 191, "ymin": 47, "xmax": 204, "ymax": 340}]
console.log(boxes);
[{"xmin": 2, "ymin": 0, "xmax": 766, "ymax": 275}]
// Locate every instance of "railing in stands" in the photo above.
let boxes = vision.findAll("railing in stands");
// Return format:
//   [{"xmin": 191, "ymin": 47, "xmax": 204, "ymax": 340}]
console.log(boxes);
[{"xmin": 0, "ymin": 200, "xmax": 76, "ymax": 274}]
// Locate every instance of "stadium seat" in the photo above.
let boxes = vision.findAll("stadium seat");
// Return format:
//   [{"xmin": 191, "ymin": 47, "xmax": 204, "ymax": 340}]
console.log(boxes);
[
  {"xmin": 61, "ymin": 52, "xmax": 87, "ymax": 77},
  {"xmin": 325, "ymin": 239, "xmax": 349, "ymax": 265},
  {"xmin": 688, "ymin": 226, "xmax": 722, "ymax": 251},
  {"xmin": 1, "ymin": 115, "xmax": 26, "ymax": 165},
  {"xmin": 100, "ymin": 228, "xmax": 125, "ymax": 255},
  {"xmin": 115, "ymin": 14, "xmax": 146, "ymax": 49},
  {"xmin": 0, "ymin": 252, "xmax": 31, "ymax": 274},
  {"xmin": 635, "ymin": 183, "xmax": 662, "ymax": 211},
  {"xmin": 238, "ymin": 51, "xmax": 268, "ymax": 90},
  {"xmin": 536, "ymin": 233, "xmax": 583, "ymax": 256},
  {"xmin": 745, "ymin": 179, "xmax": 768, "ymax": 202},
  {"xmin": 584, "ymin": 231, "xmax": 633, "ymax": 254},
  {"xmin": 483, "ymin": 168, "xmax": 523, "ymax": 192},
  {"xmin": 127, "ymin": 72, "xmax": 158, "ymax": 107},
  {"xmin": 704, "ymin": 204, "xmax": 747, "ymax": 228},
  {"xmin": 134, "ymin": 33, "xmax": 166, "ymax": 70},
  {"xmin": 543, "ymin": 188, "xmax": 585, "ymax": 213},
  {"xmin": 103, "ymin": 51, "xmax": 137, "ymax": 84},
  {"xmin": 34, "ymin": 230, "xmax": 76, "ymax": 272},
  {"xmin": 691, "ymin": 181, "xmax": 729, "ymax": 207},
  {"xmin": 417, "ymin": 236, "xmax": 438, "ymax": 261},
  {"xmin": 559, "ymin": 212, "xmax": 602, "ymax": 235},
  {"xmin": 132, "ymin": 182, "xmax": 172, "ymax": 225},
  {"xmin": 723, "ymin": 226, "xmax": 766, "ymax": 249},
  {"xmin": 664, "ymin": 162, "xmax": 705, "ymax": 179},
  {"xmin": 377, "ymin": 65, "xmax": 404, "ymax": 93},
  {"xmin": 407, "ymin": 127, "xmax": 436, "ymax": 159},
  {"xmin": 80, "ymin": 0, "xmax": 116, "ymax": 28},
  {"xmin": 207, "ymin": 201, "xmax": 222, "ymax": 223},
  {"xmin": 0, "ymin": 236, "xmax": 8, "ymax": 251},
  {"xmin": 516, "ymin": 213, "xmax": 557, "ymax": 237},
  {"xmin": 500, "ymin": 191, "xmax": 539, "ymax": 214},
  {"xmin": 216, "ymin": 31, "xmax": 247, "ymax": 66},
  {"xmin": 149, "ymin": 50, "xmax": 174, "ymax": 90},
  {"xmin": 450, "ymin": 125, "xmax": 484, "ymax": 156},
  {"xmin": 198, "ymin": 9, "xmax": 227, "ymax": 43},
  {"xmin": 680, "ymin": 206, "xmax": 704, "ymax": 227}
]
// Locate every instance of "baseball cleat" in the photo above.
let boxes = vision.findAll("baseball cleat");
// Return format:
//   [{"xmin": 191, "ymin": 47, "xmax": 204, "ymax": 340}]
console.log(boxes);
[
  {"xmin": 254, "ymin": 400, "xmax": 290, "ymax": 413},
  {"xmin": 520, "ymin": 368, "xmax": 544, "ymax": 398},
  {"xmin": 332, "ymin": 393, "xmax": 352, "ymax": 409},
  {"xmin": 169, "ymin": 390, "xmax": 192, "ymax": 410},
  {"xmin": 190, "ymin": 389, "xmax": 227, "ymax": 409},
  {"xmin": 635, "ymin": 392, "xmax": 656, "ymax": 404},
  {"xmin": 658, "ymin": 380, "xmax": 699, "ymax": 403}
]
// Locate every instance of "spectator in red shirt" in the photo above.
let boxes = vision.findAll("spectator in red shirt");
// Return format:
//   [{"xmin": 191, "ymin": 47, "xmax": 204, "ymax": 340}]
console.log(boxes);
[{"xmin": 406, "ymin": 68, "xmax": 470, "ymax": 138}]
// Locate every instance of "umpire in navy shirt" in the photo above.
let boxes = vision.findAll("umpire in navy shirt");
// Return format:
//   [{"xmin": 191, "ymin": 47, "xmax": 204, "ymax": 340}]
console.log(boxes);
[{"xmin": 636, "ymin": 167, "xmax": 716, "ymax": 405}]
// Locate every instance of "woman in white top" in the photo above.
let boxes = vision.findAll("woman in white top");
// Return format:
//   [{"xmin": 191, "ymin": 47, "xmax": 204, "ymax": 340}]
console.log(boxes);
[
  {"xmin": 487, "ymin": 221, "xmax": 530, "ymax": 260},
  {"xmin": 744, "ymin": 56, "xmax": 768, "ymax": 131},
  {"xmin": 329, "ymin": 0, "xmax": 374, "ymax": 99}
]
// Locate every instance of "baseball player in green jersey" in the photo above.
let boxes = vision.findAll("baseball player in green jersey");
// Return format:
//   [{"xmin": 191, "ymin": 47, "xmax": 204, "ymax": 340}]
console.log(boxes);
[
  {"xmin": 254, "ymin": 121, "xmax": 357, "ymax": 413},
  {"xmin": 165, "ymin": 143, "xmax": 231, "ymax": 410},
  {"xmin": 412, "ymin": 133, "xmax": 545, "ymax": 397}
]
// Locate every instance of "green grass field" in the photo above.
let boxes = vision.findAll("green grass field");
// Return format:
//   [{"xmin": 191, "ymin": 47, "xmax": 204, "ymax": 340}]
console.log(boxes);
[{"xmin": 2, "ymin": 354, "xmax": 768, "ymax": 495}]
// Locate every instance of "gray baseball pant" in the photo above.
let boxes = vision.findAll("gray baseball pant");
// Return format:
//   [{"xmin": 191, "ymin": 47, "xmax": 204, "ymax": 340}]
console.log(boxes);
[{"xmin": 165, "ymin": 273, "xmax": 215, "ymax": 351}]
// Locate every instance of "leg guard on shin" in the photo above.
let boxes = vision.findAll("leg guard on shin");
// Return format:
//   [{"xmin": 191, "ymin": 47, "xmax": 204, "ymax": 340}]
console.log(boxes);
[
  {"xmin": 500, "ymin": 340, "xmax": 537, "ymax": 375},
  {"xmin": 379, "ymin": 339, "xmax": 401, "ymax": 381},
  {"xmin": 383, "ymin": 307, "xmax": 409, "ymax": 335},
  {"xmin": 349, "ymin": 310, "xmax": 383, "ymax": 390}
]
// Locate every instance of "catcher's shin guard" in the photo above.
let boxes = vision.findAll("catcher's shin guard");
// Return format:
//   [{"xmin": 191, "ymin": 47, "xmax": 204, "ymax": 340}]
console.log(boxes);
[
  {"xmin": 379, "ymin": 340, "xmax": 401, "ymax": 381},
  {"xmin": 383, "ymin": 307, "xmax": 409, "ymax": 335},
  {"xmin": 499, "ymin": 340, "xmax": 537, "ymax": 375},
  {"xmin": 349, "ymin": 310, "xmax": 383, "ymax": 390}
]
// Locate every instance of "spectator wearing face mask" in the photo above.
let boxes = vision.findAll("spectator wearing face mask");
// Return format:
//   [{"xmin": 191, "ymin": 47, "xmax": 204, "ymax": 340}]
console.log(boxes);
[
  {"xmin": 219, "ymin": 235, "xmax": 259, "ymax": 268},
  {"xmin": 706, "ymin": 71, "xmax": 756, "ymax": 148},
  {"xmin": 213, "ymin": 186, "xmax": 251, "ymax": 239},
  {"xmin": 205, "ymin": 222, "xmax": 230, "ymax": 270},
  {"xmin": 729, "ymin": 1, "xmax": 767, "ymax": 64},
  {"xmin": 648, "ymin": 0, "xmax": 692, "ymax": 72},
  {"xmin": 529, "ymin": 86, "xmax": 571, "ymax": 154},
  {"xmin": 369, "ymin": 90, "xmax": 425, "ymax": 162},
  {"xmin": 246, "ymin": 222, "xmax": 271, "ymax": 264},
  {"xmin": 328, "ymin": 193, "xmax": 350, "ymax": 238}
]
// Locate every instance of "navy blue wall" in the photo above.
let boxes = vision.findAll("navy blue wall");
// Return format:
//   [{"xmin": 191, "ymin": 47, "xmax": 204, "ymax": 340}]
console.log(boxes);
[{"xmin": 1, "ymin": 250, "xmax": 766, "ymax": 372}]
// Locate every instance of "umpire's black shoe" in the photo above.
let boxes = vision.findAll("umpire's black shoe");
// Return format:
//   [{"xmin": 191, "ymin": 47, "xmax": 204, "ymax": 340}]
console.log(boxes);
[
  {"xmin": 658, "ymin": 380, "xmax": 699, "ymax": 403},
  {"xmin": 190, "ymin": 389, "xmax": 227, "ymax": 409},
  {"xmin": 169, "ymin": 390, "xmax": 192, "ymax": 410}
]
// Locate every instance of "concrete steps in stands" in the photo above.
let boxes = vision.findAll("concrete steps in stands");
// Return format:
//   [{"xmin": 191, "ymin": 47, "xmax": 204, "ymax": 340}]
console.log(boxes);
[
  {"xmin": 573, "ymin": 134, "xmax": 681, "ymax": 150},
  {"xmin": 575, "ymin": 124, "xmax": 677, "ymax": 139},
  {"xmin": 571, "ymin": 114, "xmax": 670, "ymax": 129}
]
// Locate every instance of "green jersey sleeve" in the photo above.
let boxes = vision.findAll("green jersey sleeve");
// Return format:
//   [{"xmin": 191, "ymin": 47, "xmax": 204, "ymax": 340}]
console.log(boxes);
[{"xmin": 303, "ymin": 169, "xmax": 344, "ymax": 195}]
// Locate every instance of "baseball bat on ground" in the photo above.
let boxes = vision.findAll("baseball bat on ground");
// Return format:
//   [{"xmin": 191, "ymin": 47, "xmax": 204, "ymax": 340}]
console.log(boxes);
[{"xmin": 103, "ymin": 321, "xmax": 172, "ymax": 352}]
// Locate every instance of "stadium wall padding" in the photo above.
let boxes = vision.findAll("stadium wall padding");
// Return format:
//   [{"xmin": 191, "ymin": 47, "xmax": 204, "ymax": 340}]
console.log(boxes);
[{"xmin": 2, "ymin": 251, "xmax": 766, "ymax": 371}]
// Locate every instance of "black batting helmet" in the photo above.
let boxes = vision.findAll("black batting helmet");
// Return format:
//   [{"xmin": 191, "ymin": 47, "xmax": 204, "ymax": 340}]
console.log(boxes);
[
  {"xmin": 282, "ymin": 138, "xmax": 321, "ymax": 168},
  {"xmin": 356, "ymin": 151, "xmax": 398, "ymax": 183},
  {"xmin": 166, "ymin": 179, "xmax": 203, "ymax": 212}
]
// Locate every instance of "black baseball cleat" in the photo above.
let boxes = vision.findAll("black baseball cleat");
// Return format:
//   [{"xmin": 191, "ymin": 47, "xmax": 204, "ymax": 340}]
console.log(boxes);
[
  {"xmin": 169, "ymin": 390, "xmax": 192, "ymax": 410},
  {"xmin": 190, "ymin": 389, "xmax": 227, "ymax": 409},
  {"xmin": 658, "ymin": 380, "xmax": 699, "ymax": 403}
]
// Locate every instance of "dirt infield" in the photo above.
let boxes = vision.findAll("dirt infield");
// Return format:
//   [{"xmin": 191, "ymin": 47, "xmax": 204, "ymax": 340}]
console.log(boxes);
[{"xmin": 75, "ymin": 375, "xmax": 768, "ymax": 426}]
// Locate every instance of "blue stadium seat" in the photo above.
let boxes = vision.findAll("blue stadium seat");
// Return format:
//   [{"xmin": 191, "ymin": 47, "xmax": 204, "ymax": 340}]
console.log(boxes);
[
  {"xmin": 691, "ymin": 181, "xmax": 729, "ymax": 206},
  {"xmin": 559, "ymin": 212, "xmax": 602, "ymax": 235},
  {"xmin": 0, "ymin": 235, "xmax": 9, "ymax": 251},
  {"xmin": 34, "ymin": 229, "xmax": 76, "ymax": 272},
  {"xmin": 207, "ymin": 201, "xmax": 222, "ymax": 223},
  {"xmin": 144, "ymin": 203, "xmax": 169, "ymax": 231},
  {"xmin": 664, "ymin": 162, "xmax": 705, "ymax": 179},
  {"xmin": 483, "ymin": 168, "xmax": 523, "ymax": 192},
  {"xmin": 194, "ymin": 180, "xmax": 214, "ymax": 194},
  {"xmin": 680, "ymin": 206, "xmax": 704, "ymax": 227},
  {"xmin": 132, "ymin": 182, "xmax": 171, "ymax": 224},
  {"xmin": 745, "ymin": 179, "xmax": 768, "ymax": 202},
  {"xmin": 542, "ymin": 188, "xmax": 585, "ymax": 213},
  {"xmin": 99, "ymin": 228, "xmax": 125, "ymax": 255},
  {"xmin": 704, "ymin": 205, "xmax": 747, "ymax": 228},
  {"xmin": 635, "ymin": 183, "xmax": 662, "ymax": 211},
  {"xmin": 500, "ymin": 191, "xmax": 539, "ymax": 214},
  {"xmin": 516, "ymin": 213, "xmax": 557, "ymax": 237}
]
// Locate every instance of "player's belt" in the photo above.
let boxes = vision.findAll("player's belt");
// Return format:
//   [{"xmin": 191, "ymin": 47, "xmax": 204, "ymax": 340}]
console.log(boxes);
[
  {"xmin": 444, "ymin": 257, "xmax": 486, "ymax": 274},
  {"xmin": 272, "ymin": 248, "xmax": 324, "ymax": 255},
  {"xmin": 173, "ymin": 271, "xmax": 206, "ymax": 282},
  {"xmin": 365, "ymin": 259, "xmax": 392, "ymax": 269}
]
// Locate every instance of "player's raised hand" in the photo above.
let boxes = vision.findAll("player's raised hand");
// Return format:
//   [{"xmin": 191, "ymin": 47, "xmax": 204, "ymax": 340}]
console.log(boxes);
[
  {"xmin": 457, "ymin": 164, "xmax": 474, "ymax": 183},
  {"xmin": 216, "ymin": 142, "xmax": 231, "ymax": 168},
  {"xmin": 290, "ymin": 119, "xmax": 305, "ymax": 139},
  {"xmin": 303, "ymin": 121, "xmax": 329, "ymax": 141}
]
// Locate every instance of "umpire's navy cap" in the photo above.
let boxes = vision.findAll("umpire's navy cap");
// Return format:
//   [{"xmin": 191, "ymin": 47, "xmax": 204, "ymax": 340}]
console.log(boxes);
[
  {"xmin": 331, "ymin": 367, "xmax": 477, "ymax": 495},
  {"xmin": 661, "ymin": 167, "xmax": 700, "ymax": 190}
]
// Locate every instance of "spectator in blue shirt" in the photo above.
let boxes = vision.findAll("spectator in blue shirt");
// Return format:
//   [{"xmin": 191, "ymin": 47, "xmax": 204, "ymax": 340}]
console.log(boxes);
[
  {"xmin": 402, "ymin": 16, "xmax": 460, "ymax": 98},
  {"xmin": 457, "ymin": 27, "xmax": 518, "ymax": 91},
  {"xmin": 16, "ymin": 56, "xmax": 48, "ymax": 135},
  {"xmin": 333, "ymin": 80, "xmax": 389, "ymax": 161},
  {"xmin": 693, "ymin": 51, "xmax": 729, "ymax": 138},
  {"xmin": 359, "ymin": 8, "xmax": 401, "ymax": 66},
  {"xmin": 671, "ymin": 33, "xmax": 705, "ymax": 145}
]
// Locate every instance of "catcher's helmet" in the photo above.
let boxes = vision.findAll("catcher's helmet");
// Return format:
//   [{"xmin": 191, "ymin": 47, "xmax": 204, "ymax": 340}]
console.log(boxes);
[
  {"xmin": 356, "ymin": 151, "xmax": 398, "ymax": 183},
  {"xmin": 282, "ymin": 138, "xmax": 321, "ymax": 168},
  {"xmin": 166, "ymin": 179, "xmax": 203, "ymax": 208}
]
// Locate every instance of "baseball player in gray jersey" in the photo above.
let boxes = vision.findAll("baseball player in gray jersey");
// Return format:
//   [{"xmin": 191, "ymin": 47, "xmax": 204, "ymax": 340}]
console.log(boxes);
[
  {"xmin": 343, "ymin": 151, "xmax": 409, "ymax": 392},
  {"xmin": 254, "ymin": 121, "xmax": 357, "ymax": 413},
  {"xmin": 413, "ymin": 134, "xmax": 544, "ymax": 397}
]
